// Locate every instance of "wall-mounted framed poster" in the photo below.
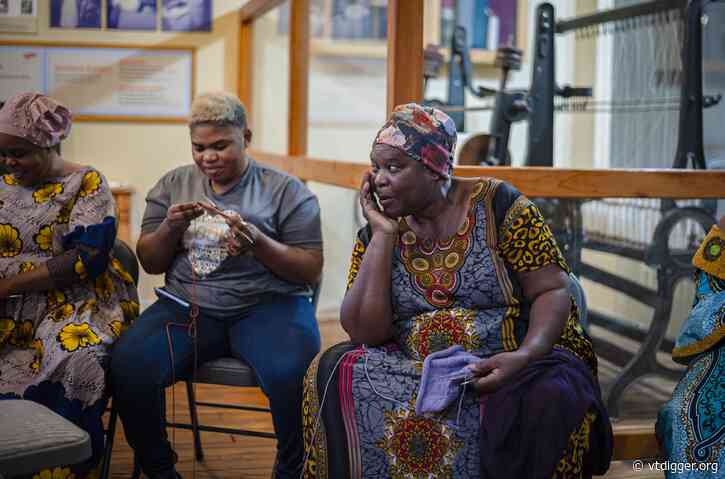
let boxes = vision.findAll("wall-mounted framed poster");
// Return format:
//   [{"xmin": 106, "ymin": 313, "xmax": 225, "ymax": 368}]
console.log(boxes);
[{"xmin": 0, "ymin": 41, "xmax": 195, "ymax": 123}]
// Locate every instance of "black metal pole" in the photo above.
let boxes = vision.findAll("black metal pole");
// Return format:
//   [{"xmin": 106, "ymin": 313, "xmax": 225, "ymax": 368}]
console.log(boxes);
[{"xmin": 527, "ymin": 3, "xmax": 556, "ymax": 166}]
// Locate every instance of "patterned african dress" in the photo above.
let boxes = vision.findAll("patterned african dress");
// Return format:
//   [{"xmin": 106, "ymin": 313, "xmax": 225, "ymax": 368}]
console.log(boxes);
[
  {"xmin": 656, "ymin": 224, "xmax": 724, "ymax": 478},
  {"xmin": 0, "ymin": 168, "xmax": 139, "ymax": 479},
  {"xmin": 302, "ymin": 179, "xmax": 612, "ymax": 479}
]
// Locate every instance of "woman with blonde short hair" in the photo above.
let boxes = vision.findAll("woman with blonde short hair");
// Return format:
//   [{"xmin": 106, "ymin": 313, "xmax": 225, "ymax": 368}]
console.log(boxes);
[{"xmin": 111, "ymin": 92, "xmax": 323, "ymax": 479}]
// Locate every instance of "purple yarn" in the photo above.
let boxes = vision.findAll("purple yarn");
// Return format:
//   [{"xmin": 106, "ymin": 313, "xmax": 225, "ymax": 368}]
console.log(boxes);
[{"xmin": 415, "ymin": 345, "xmax": 479, "ymax": 415}]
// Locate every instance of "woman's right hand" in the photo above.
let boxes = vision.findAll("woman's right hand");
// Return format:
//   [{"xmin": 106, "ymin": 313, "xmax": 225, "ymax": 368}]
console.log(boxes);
[
  {"xmin": 164, "ymin": 202, "xmax": 204, "ymax": 233},
  {"xmin": 360, "ymin": 171, "xmax": 398, "ymax": 237}
]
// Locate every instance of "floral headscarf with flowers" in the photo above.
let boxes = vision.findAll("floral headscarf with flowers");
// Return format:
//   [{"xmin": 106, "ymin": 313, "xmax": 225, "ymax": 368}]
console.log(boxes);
[{"xmin": 373, "ymin": 103, "xmax": 457, "ymax": 177}]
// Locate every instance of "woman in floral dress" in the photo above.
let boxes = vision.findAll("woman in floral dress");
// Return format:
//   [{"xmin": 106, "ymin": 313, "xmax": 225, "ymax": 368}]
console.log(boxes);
[
  {"xmin": 0, "ymin": 92, "xmax": 138, "ymax": 478},
  {"xmin": 303, "ymin": 104, "xmax": 612, "ymax": 478}
]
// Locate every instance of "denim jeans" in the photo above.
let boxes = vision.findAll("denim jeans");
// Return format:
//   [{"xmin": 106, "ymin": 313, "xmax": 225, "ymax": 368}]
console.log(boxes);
[{"xmin": 110, "ymin": 294, "xmax": 320, "ymax": 478}]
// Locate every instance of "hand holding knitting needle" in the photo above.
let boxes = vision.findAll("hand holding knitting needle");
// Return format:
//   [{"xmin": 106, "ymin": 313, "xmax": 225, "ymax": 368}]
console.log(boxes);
[
  {"xmin": 464, "ymin": 350, "xmax": 531, "ymax": 393},
  {"xmin": 165, "ymin": 202, "xmax": 204, "ymax": 233},
  {"xmin": 198, "ymin": 201, "xmax": 258, "ymax": 256},
  {"xmin": 225, "ymin": 214, "xmax": 259, "ymax": 256}
]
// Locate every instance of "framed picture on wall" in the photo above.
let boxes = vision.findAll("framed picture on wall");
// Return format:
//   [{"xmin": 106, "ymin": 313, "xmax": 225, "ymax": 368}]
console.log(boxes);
[
  {"xmin": 161, "ymin": 0, "xmax": 211, "ymax": 32},
  {"xmin": 0, "ymin": 42, "xmax": 195, "ymax": 122},
  {"xmin": 0, "ymin": 0, "xmax": 38, "ymax": 33},
  {"xmin": 50, "ymin": 0, "xmax": 101, "ymax": 28},
  {"xmin": 107, "ymin": 0, "xmax": 157, "ymax": 31}
]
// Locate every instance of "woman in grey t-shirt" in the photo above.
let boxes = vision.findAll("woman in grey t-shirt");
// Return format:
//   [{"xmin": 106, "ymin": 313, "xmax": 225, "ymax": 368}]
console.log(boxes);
[{"xmin": 111, "ymin": 92, "xmax": 323, "ymax": 479}]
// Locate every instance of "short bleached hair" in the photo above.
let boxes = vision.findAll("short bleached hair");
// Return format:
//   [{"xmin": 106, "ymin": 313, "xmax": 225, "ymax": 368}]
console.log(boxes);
[{"xmin": 189, "ymin": 92, "xmax": 247, "ymax": 130}]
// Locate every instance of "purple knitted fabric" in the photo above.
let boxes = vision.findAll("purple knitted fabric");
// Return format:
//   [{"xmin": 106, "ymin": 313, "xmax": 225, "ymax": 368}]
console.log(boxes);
[{"xmin": 415, "ymin": 345, "xmax": 479, "ymax": 415}]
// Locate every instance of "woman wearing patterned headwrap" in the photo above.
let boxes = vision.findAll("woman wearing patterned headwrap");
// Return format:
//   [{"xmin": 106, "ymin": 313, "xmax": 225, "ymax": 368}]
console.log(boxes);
[
  {"xmin": 656, "ymin": 216, "xmax": 724, "ymax": 478},
  {"xmin": 302, "ymin": 103, "xmax": 612, "ymax": 478},
  {"xmin": 0, "ymin": 92, "xmax": 138, "ymax": 478}
]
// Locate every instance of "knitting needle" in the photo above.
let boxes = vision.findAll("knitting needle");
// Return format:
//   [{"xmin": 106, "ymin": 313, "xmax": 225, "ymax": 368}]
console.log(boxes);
[
  {"xmin": 198, "ymin": 201, "xmax": 234, "ymax": 221},
  {"xmin": 198, "ymin": 196, "xmax": 255, "ymax": 244},
  {"xmin": 198, "ymin": 195, "xmax": 234, "ymax": 220}
]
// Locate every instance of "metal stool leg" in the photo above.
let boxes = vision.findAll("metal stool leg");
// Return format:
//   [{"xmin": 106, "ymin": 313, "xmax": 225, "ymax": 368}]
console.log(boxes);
[
  {"xmin": 100, "ymin": 403, "xmax": 117, "ymax": 479},
  {"xmin": 107, "ymin": 403, "xmax": 142, "ymax": 479},
  {"xmin": 186, "ymin": 380, "xmax": 204, "ymax": 461}
]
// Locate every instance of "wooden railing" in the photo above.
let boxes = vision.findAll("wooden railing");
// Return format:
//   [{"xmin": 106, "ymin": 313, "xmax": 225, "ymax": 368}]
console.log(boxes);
[{"xmin": 252, "ymin": 151, "xmax": 725, "ymax": 199}]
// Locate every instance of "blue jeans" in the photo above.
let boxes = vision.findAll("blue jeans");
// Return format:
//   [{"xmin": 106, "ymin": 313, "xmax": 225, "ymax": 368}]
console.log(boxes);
[{"xmin": 110, "ymin": 295, "xmax": 320, "ymax": 478}]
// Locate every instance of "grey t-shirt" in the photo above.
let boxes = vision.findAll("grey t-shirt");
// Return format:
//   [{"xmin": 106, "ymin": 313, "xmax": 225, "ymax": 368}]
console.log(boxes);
[{"xmin": 141, "ymin": 158, "xmax": 322, "ymax": 314}]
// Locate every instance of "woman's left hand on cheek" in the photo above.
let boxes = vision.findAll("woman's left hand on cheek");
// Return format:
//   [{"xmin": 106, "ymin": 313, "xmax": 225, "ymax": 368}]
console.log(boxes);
[
  {"xmin": 225, "ymin": 215, "xmax": 259, "ymax": 256},
  {"xmin": 468, "ymin": 350, "xmax": 530, "ymax": 394}
]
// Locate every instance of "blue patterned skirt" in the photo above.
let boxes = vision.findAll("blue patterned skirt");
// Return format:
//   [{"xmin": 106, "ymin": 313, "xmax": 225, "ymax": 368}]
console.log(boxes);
[
  {"xmin": 656, "ymin": 345, "xmax": 725, "ymax": 478},
  {"xmin": 303, "ymin": 343, "xmax": 612, "ymax": 478}
]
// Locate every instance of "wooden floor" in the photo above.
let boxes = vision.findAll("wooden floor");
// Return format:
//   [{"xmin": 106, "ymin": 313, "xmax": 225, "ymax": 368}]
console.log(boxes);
[{"xmin": 105, "ymin": 318, "xmax": 669, "ymax": 478}]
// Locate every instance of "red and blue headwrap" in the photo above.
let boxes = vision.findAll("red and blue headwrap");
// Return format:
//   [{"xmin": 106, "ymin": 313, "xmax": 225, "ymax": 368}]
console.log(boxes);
[{"xmin": 373, "ymin": 103, "xmax": 457, "ymax": 177}]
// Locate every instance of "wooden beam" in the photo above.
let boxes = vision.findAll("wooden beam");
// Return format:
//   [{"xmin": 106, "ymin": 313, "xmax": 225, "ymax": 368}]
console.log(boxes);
[
  {"xmin": 250, "ymin": 152, "xmax": 725, "ymax": 199},
  {"xmin": 288, "ymin": 0, "xmax": 310, "ymax": 156},
  {"xmin": 452, "ymin": 166, "xmax": 725, "ymax": 199},
  {"xmin": 386, "ymin": 0, "xmax": 425, "ymax": 115},
  {"xmin": 238, "ymin": 20, "xmax": 254, "ymax": 120},
  {"xmin": 239, "ymin": 0, "xmax": 286, "ymax": 24},
  {"xmin": 253, "ymin": 152, "xmax": 368, "ymax": 190}
]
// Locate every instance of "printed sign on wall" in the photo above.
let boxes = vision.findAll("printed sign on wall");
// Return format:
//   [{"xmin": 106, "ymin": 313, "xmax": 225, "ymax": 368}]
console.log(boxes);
[{"xmin": 0, "ymin": 44, "xmax": 194, "ymax": 122}]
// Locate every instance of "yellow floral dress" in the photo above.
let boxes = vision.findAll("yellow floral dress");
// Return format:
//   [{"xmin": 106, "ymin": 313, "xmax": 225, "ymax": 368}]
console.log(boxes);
[{"xmin": 0, "ymin": 167, "xmax": 139, "ymax": 478}]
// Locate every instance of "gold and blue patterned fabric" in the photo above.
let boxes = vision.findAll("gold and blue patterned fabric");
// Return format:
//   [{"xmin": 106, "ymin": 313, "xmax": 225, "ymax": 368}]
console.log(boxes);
[
  {"xmin": 656, "ymin": 224, "xmax": 724, "ymax": 478},
  {"xmin": 672, "ymin": 225, "xmax": 725, "ymax": 362}
]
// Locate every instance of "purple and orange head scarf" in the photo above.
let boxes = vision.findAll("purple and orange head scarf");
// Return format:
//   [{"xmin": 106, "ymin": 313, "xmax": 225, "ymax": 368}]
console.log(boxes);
[
  {"xmin": 0, "ymin": 92, "xmax": 72, "ymax": 148},
  {"xmin": 373, "ymin": 103, "xmax": 457, "ymax": 177}
]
